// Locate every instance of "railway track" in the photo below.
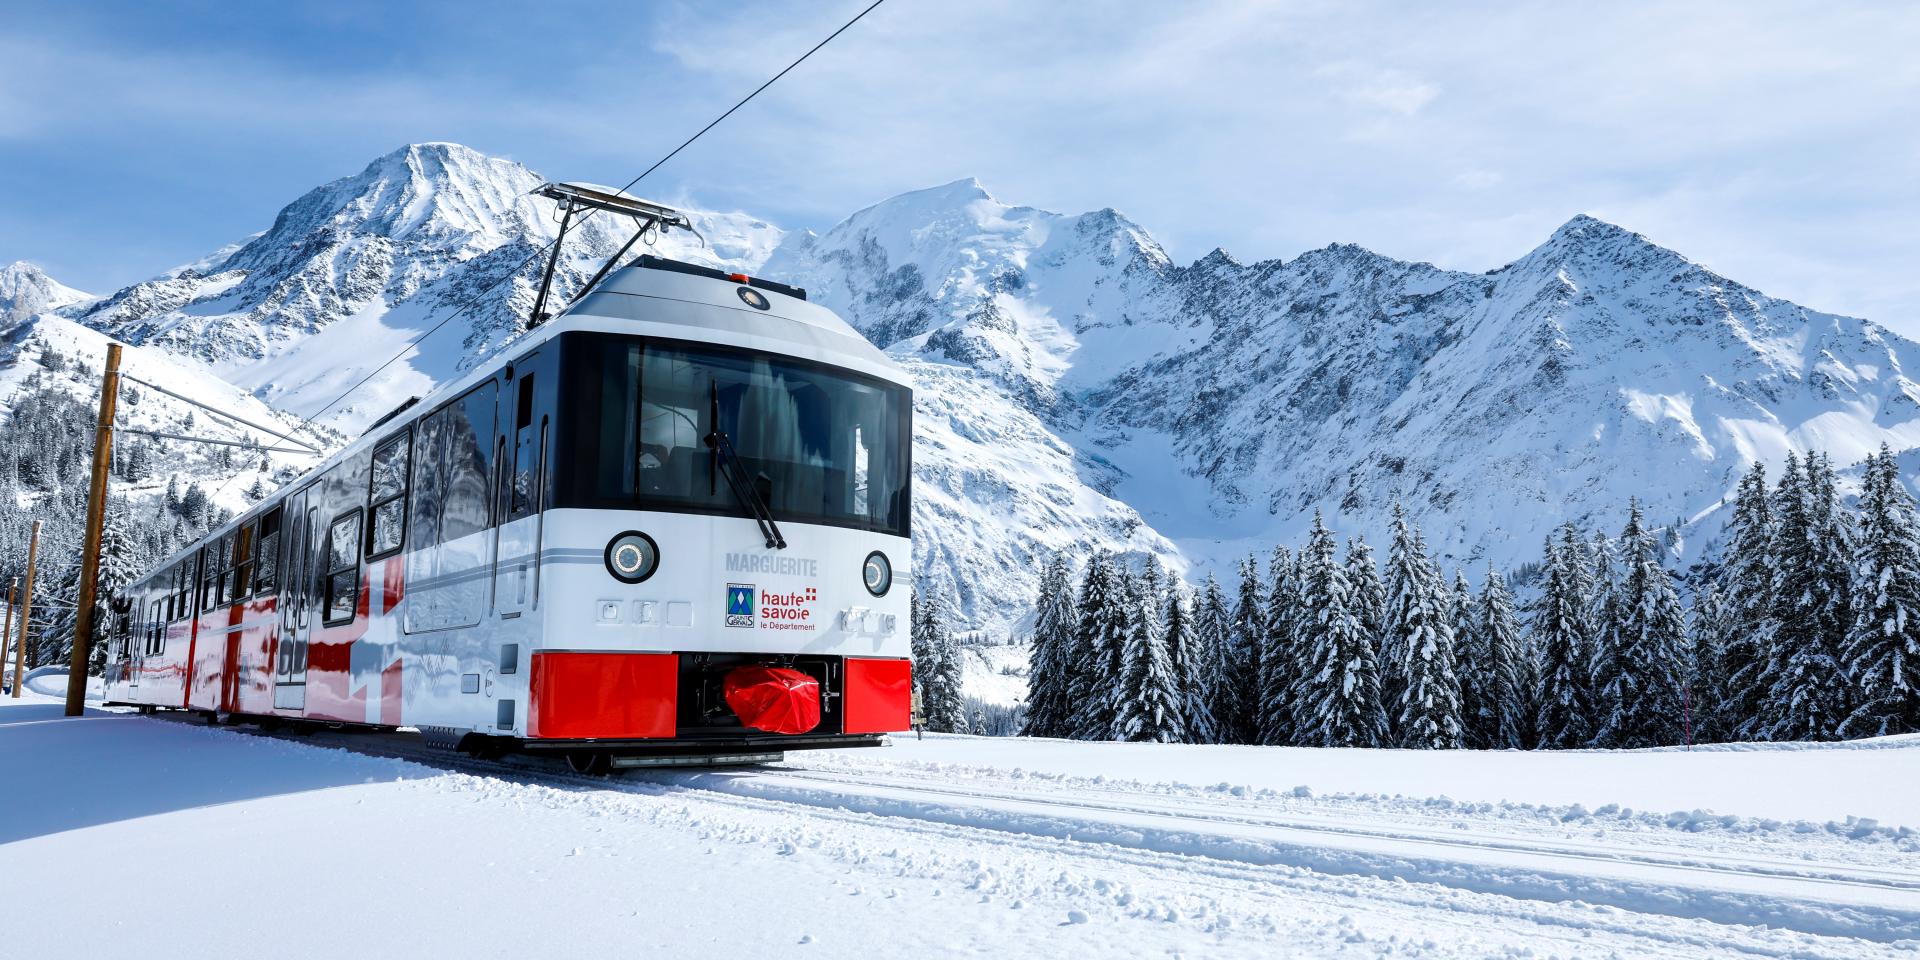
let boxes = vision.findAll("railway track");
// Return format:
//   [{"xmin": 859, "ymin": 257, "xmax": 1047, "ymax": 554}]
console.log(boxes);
[{"xmin": 150, "ymin": 712, "xmax": 1920, "ymax": 946}]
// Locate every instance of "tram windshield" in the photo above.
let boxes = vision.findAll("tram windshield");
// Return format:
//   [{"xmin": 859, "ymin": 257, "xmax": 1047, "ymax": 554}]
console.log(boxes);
[{"xmin": 559, "ymin": 334, "xmax": 911, "ymax": 537}]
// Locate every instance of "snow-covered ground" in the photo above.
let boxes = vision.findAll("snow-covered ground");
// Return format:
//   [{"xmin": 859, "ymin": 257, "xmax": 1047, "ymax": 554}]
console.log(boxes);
[{"xmin": 2, "ymin": 691, "xmax": 1916, "ymax": 958}]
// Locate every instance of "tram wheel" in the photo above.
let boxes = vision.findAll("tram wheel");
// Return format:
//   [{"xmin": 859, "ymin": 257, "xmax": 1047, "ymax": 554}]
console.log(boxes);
[
  {"xmin": 566, "ymin": 752, "xmax": 613, "ymax": 776},
  {"xmin": 466, "ymin": 740, "xmax": 507, "ymax": 762}
]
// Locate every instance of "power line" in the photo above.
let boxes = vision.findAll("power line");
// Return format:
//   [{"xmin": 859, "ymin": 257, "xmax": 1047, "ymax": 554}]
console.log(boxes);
[{"xmin": 207, "ymin": 0, "xmax": 890, "ymax": 502}]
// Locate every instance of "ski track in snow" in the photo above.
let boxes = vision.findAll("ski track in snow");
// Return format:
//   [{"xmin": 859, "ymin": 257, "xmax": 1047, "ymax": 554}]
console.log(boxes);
[{"xmin": 6, "ymin": 700, "xmax": 1913, "ymax": 958}]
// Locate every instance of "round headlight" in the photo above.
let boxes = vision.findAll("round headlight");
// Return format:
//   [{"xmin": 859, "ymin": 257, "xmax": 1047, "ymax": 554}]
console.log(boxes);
[
  {"xmin": 605, "ymin": 531, "xmax": 660, "ymax": 584},
  {"xmin": 863, "ymin": 551, "xmax": 892, "ymax": 597}
]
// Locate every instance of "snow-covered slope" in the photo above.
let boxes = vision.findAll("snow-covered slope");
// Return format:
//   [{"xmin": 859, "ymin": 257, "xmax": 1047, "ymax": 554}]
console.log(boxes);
[
  {"xmin": 766, "ymin": 183, "xmax": 1920, "ymax": 604},
  {"xmin": 10, "ymin": 696, "xmax": 1919, "ymax": 957},
  {"xmin": 76, "ymin": 143, "xmax": 782, "ymax": 428},
  {"xmin": 0, "ymin": 315, "xmax": 332, "ymax": 514},
  {"xmin": 0, "ymin": 261, "xmax": 92, "ymax": 326}
]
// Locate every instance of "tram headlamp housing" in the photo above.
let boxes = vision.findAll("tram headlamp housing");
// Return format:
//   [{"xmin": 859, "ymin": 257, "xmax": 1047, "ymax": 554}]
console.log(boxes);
[
  {"xmin": 863, "ymin": 550, "xmax": 892, "ymax": 597},
  {"xmin": 605, "ymin": 531, "xmax": 660, "ymax": 584}
]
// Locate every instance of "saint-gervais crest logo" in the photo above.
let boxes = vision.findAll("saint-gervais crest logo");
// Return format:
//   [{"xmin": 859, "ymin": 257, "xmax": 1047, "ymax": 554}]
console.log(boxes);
[{"xmin": 725, "ymin": 583, "xmax": 756, "ymax": 628}]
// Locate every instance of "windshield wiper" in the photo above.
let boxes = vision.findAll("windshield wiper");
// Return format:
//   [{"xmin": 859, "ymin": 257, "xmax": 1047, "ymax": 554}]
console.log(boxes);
[{"xmin": 704, "ymin": 382, "xmax": 787, "ymax": 549}]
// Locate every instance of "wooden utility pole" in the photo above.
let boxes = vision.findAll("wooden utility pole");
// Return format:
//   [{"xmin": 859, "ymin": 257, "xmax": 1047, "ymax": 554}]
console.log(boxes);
[
  {"xmin": 1, "ymin": 576, "xmax": 14, "ymax": 691},
  {"xmin": 67, "ymin": 343, "xmax": 122, "ymax": 716},
  {"xmin": 1, "ymin": 578, "xmax": 14, "ymax": 695},
  {"xmin": 16, "ymin": 521, "xmax": 40, "ymax": 699}
]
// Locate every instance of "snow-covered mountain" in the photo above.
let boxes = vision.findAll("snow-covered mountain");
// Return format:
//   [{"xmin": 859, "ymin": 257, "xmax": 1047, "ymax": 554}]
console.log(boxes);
[
  {"xmin": 766, "ymin": 181, "xmax": 1920, "ymax": 610},
  {"xmin": 76, "ymin": 143, "xmax": 782, "ymax": 427},
  {"xmin": 29, "ymin": 142, "xmax": 1920, "ymax": 633},
  {"xmin": 1, "ymin": 262, "xmax": 92, "ymax": 326}
]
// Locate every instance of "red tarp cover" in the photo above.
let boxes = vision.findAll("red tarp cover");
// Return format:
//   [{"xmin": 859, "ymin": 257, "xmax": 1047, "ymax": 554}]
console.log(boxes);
[{"xmin": 723, "ymin": 665, "xmax": 822, "ymax": 735}]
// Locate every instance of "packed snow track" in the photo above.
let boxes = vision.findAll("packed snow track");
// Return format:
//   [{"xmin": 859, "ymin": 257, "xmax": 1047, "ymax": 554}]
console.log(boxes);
[{"xmin": 5, "ymin": 700, "xmax": 1917, "ymax": 958}]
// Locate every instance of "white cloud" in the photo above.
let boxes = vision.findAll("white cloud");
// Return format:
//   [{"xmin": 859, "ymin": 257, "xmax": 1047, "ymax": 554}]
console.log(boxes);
[
  {"xmin": 1315, "ymin": 63, "xmax": 1441, "ymax": 116},
  {"xmin": 5, "ymin": 0, "xmax": 1920, "ymax": 333}
]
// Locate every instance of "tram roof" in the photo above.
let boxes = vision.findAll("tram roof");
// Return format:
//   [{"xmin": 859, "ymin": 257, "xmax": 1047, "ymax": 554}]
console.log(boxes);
[{"xmin": 561, "ymin": 259, "xmax": 906, "ymax": 386}]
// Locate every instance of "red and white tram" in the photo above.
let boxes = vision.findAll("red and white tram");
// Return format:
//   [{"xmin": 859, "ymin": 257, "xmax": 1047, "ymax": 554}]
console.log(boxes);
[{"xmin": 102, "ymin": 184, "xmax": 914, "ymax": 770}]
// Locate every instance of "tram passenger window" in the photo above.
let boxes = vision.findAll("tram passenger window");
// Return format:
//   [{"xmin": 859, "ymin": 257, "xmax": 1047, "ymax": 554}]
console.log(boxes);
[
  {"xmin": 255, "ymin": 508, "xmax": 282, "ymax": 594},
  {"xmin": 322, "ymin": 511, "xmax": 362, "ymax": 625},
  {"xmin": 229, "ymin": 524, "xmax": 254, "ymax": 602},
  {"xmin": 368, "ymin": 431, "xmax": 411, "ymax": 557},
  {"xmin": 508, "ymin": 372, "xmax": 539, "ymax": 519},
  {"xmin": 410, "ymin": 408, "xmax": 447, "ymax": 552},
  {"xmin": 199, "ymin": 540, "xmax": 224, "ymax": 612},
  {"xmin": 442, "ymin": 383, "xmax": 498, "ymax": 543}
]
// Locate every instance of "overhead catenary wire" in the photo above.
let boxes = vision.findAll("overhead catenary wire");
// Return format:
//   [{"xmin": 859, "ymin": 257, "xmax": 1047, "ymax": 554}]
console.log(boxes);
[
  {"xmin": 202, "ymin": 0, "xmax": 890, "ymax": 504},
  {"xmin": 118, "ymin": 373, "xmax": 320, "ymax": 454}
]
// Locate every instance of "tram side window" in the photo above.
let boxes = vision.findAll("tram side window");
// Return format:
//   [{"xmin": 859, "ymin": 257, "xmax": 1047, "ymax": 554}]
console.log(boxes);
[
  {"xmin": 442, "ymin": 383, "xmax": 499, "ymax": 544},
  {"xmin": 322, "ymin": 511, "xmax": 363, "ymax": 625},
  {"xmin": 198, "ymin": 539, "xmax": 224, "ymax": 612},
  {"xmin": 409, "ymin": 409, "xmax": 448, "ymax": 554},
  {"xmin": 255, "ymin": 508, "xmax": 282, "ymax": 594},
  {"xmin": 148, "ymin": 599, "xmax": 163, "ymax": 655},
  {"xmin": 506, "ymin": 371, "xmax": 540, "ymax": 521},
  {"xmin": 174, "ymin": 563, "xmax": 190, "ymax": 620},
  {"xmin": 368, "ymin": 431, "xmax": 411, "ymax": 558},
  {"xmin": 228, "ymin": 523, "xmax": 255, "ymax": 602}
]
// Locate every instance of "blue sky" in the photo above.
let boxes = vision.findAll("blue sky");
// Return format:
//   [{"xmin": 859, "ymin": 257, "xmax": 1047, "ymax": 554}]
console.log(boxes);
[{"xmin": 5, "ymin": 1, "xmax": 1919, "ymax": 331}]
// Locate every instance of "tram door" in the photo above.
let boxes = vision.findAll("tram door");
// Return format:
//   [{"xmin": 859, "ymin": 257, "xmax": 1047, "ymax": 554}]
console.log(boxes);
[
  {"xmin": 494, "ymin": 351, "xmax": 550, "ymax": 620},
  {"xmin": 274, "ymin": 485, "xmax": 314, "ymax": 710}
]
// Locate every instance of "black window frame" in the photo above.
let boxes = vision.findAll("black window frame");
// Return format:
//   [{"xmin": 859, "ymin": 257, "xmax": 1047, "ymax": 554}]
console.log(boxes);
[
  {"xmin": 322, "ymin": 509, "xmax": 364, "ymax": 627},
  {"xmin": 255, "ymin": 506, "xmax": 283, "ymax": 595},
  {"xmin": 228, "ymin": 522, "xmax": 255, "ymax": 603},
  {"xmin": 198, "ymin": 541, "xmax": 223, "ymax": 614},
  {"xmin": 148, "ymin": 598, "xmax": 163, "ymax": 656},
  {"xmin": 366, "ymin": 429, "xmax": 413, "ymax": 560},
  {"xmin": 554, "ymin": 332, "xmax": 912, "ymax": 538}
]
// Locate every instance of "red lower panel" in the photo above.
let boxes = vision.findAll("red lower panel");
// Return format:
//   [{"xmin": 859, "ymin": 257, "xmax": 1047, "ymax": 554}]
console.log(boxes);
[
  {"xmin": 529, "ymin": 652, "xmax": 678, "ymax": 739},
  {"xmin": 843, "ymin": 657, "xmax": 912, "ymax": 734}
]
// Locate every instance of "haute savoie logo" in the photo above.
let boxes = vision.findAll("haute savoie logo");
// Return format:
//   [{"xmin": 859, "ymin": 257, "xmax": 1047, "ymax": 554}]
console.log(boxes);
[{"xmin": 725, "ymin": 584, "xmax": 756, "ymax": 628}]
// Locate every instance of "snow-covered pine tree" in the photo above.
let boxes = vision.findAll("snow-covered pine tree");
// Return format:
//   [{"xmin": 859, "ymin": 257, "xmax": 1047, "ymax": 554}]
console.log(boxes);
[
  {"xmin": 1386, "ymin": 511, "xmax": 1464, "ymax": 748},
  {"xmin": 1719, "ymin": 460, "xmax": 1775, "ymax": 740},
  {"xmin": 1532, "ymin": 523, "xmax": 1594, "ymax": 748},
  {"xmin": 1346, "ymin": 536, "xmax": 1386, "ymax": 644},
  {"xmin": 937, "ymin": 617, "xmax": 970, "ymax": 735},
  {"xmin": 911, "ymin": 591, "xmax": 968, "ymax": 733},
  {"xmin": 1587, "ymin": 530, "xmax": 1620, "ymax": 719},
  {"xmin": 1071, "ymin": 551, "xmax": 1130, "ymax": 740},
  {"xmin": 1689, "ymin": 584, "xmax": 1735, "ymax": 743},
  {"xmin": 1186, "ymin": 575, "xmax": 1230, "ymax": 743},
  {"xmin": 1591, "ymin": 501, "xmax": 1691, "ymax": 748},
  {"xmin": 1379, "ymin": 504, "xmax": 1418, "ymax": 737},
  {"xmin": 1114, "ymin": 566, "xmax": 1185, "ymax": 743},
  {"xmin": 1020, "ymin": 552, "xmax": 1079, "ymax": 738},
  {"xmin": 1295, "ymin": 513, "xmax": 1384, "ymax": 747},
  {"xmin": 1223, "ymin": 554, "xmax": 1266, "ymax": 744},
  {"xmin": 1841, "ymin": 445, "xmax": 1920, "ymax": 737},
  {"xmin": 1451, "ymin": 568, "xmax": 1494, "ymax": 748},
  {"xmin": 1478, "ymin": 565, "xmax": 1530, "ymax": 749},
  {"xmin": 1258, "ymin": 546, "xmax": 1304, "ymax": 745},
  {"xmin": 1762, "ymin": 454, "xmax": 1853, "ymax": 741}
]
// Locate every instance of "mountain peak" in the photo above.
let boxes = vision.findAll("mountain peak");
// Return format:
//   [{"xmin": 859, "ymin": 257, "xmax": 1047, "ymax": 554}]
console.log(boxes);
[
  {"xmin": 1, "ymin": 260, "xmax": 92, "ymax": 324},
  {"xmin": 1548, "ymin": 213, "xmax": 1642, "ymax": 244},
  {"xmin": 1512, "ymin": 213, "xmax": 1697, "ymax": 283}
]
